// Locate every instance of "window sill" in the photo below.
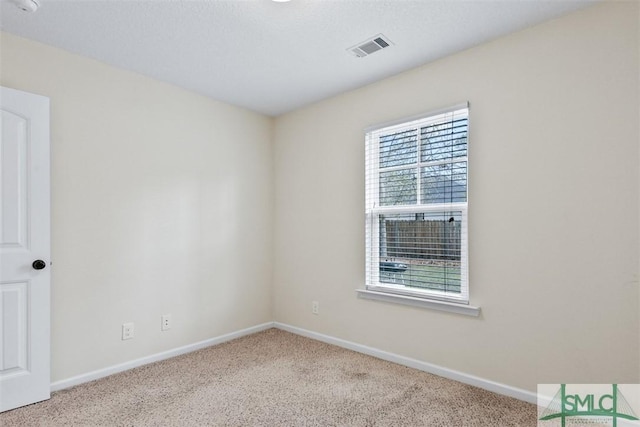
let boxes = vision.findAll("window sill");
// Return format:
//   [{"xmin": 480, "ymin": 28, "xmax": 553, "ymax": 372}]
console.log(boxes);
[{"xmin": 356, "ymin": 289, "xmax": 481, "ymax": 317}]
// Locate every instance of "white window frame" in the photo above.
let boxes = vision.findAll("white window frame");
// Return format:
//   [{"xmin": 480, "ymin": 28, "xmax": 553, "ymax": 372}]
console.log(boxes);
[{"xmin": 365, "ymin": 103, "xmax": 470, "ymax": 305}]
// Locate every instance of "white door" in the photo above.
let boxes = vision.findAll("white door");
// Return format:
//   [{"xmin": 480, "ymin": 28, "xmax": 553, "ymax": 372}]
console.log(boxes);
[{"xmin": 0, "ymin": 86, "xmax": 51, "ymax": 412}]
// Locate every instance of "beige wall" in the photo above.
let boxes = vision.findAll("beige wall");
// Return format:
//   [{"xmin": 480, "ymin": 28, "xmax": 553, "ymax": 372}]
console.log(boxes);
[
  {"xmin": 273, "ymin": 1, "xmax": 640, "ymax": 393},
  {"xmin": 0, "ymin": 33, "xmax": 274, "ymax": 382}
]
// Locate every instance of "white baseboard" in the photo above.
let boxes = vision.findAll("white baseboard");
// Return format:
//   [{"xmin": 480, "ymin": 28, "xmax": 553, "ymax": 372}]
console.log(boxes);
[
  {"xmin": 50, "ymin": 322, "xmax": 275, "ymax": 392},
  {"xmin": 274, "ymin": 322, "xmax": 537, "ymax": 404},
  {"xmin": 50, "ymin": 320, "xmax": 538, "ymax": 406}
]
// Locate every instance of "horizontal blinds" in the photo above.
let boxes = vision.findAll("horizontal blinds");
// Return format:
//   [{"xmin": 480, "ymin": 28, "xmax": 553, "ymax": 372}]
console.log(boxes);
[
  {"xmin": 365, "ymin": 105, "xmax": 469, "ymax": 301},
  {"xmin": 364, "ymin": 102, "xmax": 469, "ymax": 134},
  {"xmin": 366, "ymin": 107, "xmax": 468, "ymax": 210}
]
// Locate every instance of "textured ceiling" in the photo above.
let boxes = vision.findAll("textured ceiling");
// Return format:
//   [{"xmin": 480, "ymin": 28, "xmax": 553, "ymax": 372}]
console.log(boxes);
[{"xmin": 0, "ymin": 0, "xmax": 595, "ymax": 116}]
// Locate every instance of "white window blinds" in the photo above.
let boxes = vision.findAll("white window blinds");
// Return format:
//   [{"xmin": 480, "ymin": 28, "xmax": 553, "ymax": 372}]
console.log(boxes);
[{"xmin": 365, "ymin": 104, "xmax": 469, "ymax": 303}]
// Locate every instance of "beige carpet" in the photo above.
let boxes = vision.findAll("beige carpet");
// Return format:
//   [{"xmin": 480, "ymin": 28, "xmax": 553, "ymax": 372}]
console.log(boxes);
[{"xmin": 1, "ymin": 329, "xmax": 536, "ymax": 426}]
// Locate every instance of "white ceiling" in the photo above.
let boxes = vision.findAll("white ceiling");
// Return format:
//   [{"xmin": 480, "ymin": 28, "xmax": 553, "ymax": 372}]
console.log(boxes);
[{"xmin": 0, "ymin": 0, "xmax": 595, "ymax": 116}]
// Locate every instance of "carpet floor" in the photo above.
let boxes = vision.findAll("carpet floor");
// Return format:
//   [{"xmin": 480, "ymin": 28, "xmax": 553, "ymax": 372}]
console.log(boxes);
[{"xmin": 1, "ymin": 328, "xmax": 537, "ymax": 426}]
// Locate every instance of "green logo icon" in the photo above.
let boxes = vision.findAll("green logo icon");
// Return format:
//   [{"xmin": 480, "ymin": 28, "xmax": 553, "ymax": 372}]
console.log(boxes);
[{"xmin": 539, "ymin": 384, "xmax": 639, "ymax": 426}]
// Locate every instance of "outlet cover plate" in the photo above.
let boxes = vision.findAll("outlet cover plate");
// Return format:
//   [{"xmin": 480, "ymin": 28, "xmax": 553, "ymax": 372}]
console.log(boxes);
[
  {"xmin": 122, "ymin": 322, "xmax": 134, "ymax": 340},
  {"xmin": 161, "ymin": 314, "xmax": 172, "ymax": 331}
]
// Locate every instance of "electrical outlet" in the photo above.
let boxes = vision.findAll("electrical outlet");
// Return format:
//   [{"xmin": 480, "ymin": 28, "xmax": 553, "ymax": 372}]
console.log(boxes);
[
  {"xmin": 161, "ymin": 314, "xmax": 172, "ymax": 331},
  {"xmin": 122, "ymin": 322, "xmax": 134, "ymax": 340},
  {"xmin": 312, "ymin": 301, "xmax": 319, "ymax": 315}
]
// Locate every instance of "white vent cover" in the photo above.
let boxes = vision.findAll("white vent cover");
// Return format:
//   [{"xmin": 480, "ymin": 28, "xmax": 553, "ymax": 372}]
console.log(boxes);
[{"xmin": 348, "ymin": 34, "xmax": 393, "ymax": 58}]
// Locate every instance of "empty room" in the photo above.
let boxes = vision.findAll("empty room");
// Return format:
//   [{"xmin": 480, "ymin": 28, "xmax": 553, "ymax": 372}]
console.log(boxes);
[{"xmin": 0, "ymin": 0, "xmax": 638, "ymax": 425}]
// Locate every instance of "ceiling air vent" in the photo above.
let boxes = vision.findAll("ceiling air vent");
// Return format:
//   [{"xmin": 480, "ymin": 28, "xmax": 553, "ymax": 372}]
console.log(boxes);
[{"xmin": 348, "ymin": 34, "xmax": 393, "ymax": 58}]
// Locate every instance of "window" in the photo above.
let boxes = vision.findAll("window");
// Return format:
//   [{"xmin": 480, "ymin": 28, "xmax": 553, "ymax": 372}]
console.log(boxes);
[{"xmin": 365, "ymin": 104, "xmax": 469, "ymax": 304}]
